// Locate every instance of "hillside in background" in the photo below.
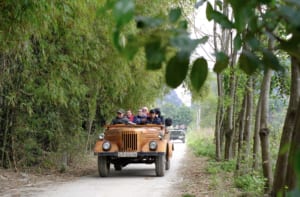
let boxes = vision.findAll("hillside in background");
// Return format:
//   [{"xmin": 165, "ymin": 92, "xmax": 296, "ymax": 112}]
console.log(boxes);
[{"xmin": 157, "ymin": 90, "xmax": 183, "ymax": 107}]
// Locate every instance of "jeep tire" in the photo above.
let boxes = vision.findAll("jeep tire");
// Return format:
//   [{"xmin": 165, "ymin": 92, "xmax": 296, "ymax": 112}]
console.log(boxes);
[
  {"xmin": 98, "ymin": 156, "xmax": 110, "ymax": 177},
  {"xmin": 114, "ymin": 164, "xmax": 122, "ymax": 171},
  {"xmin": 155, "ymin": 155, "xmax": 165, "ymax": 177},
  {"xmin": 165, "ymin": 157, "xmax": 170, "ymax": 170}
]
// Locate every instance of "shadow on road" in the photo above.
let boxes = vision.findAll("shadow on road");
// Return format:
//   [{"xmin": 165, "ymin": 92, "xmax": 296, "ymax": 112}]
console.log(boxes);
[{"xmin": 87, "ymin": 164, "xmax": 159, "ymax": 178}]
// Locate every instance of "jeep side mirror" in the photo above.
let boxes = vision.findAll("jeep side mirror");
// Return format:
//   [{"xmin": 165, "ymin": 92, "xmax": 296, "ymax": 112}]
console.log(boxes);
[{"xmin": 164, "ymin": 118, "xmax": 172, "ymax": 127}]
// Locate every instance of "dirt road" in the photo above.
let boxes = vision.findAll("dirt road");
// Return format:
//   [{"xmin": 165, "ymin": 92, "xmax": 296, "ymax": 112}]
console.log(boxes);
[{"xmin": 7, "ymin": 142, "xmax": 186, "ymax": 197}]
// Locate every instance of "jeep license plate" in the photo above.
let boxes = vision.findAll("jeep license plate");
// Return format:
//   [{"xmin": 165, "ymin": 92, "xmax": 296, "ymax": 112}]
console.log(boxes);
[{"xmin": 118, "ymin": 152, "xmax": 137, "ymax": 157}]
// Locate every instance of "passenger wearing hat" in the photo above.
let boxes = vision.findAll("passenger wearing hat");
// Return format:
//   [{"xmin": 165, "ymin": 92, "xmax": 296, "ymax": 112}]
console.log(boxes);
[
  {"xmin": 146, "ymin": 109, "xmax": 162, "ymax": 124},
  {"xmin": 111, "ymin": 109, "xmax": 129, "ymax": 125}
]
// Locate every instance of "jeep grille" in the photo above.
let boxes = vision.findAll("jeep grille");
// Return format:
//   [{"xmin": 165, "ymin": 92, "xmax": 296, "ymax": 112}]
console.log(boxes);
[{"xmin": 121, "ymin": 131, "xmax": 137, "ymax": 151}]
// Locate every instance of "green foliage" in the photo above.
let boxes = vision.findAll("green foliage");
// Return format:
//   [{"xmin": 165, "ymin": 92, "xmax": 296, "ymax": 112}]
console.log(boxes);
[
  {"xmin": 22, "ymin": 138, "xmax": 43, "ymax": 166},
  {"xmin": 206, "ymin": 2, "xmax": 234, "ymax": 29},
  {"xmin": 287, "ymin": 151, "xmax": 300, "ymax": 197},
  {"xmin": 145, "ymin": 40, "xmax": 166, "ymax": 70},
  {"xmin": 190, "ymin": 58, "xmax": 208, "ymax": 91},
  {"xmin": 182, "ymin": 194, "xmax": 195, "ymax": 197},
  {"xmin": 262, "ymin": 49, "xmax": 282, "ymax": 71},
  {"xmin": 234, "ymin": 173, "xmax": 265, "ymax": 196},
  {"xmin": 169, "ymin": 8, "xmax": 181, "ymax": 23},
  {"xmin": 213, "ymin": 52, "xmax": 229, "ymax": 73},
  {"xmin": 206, "ymin": 160, "xmax": 236, "ymax": 174},
  {"xmin": 166, "ymin": 53, "xmax": 189, "ymax": 88},
  {"xmin": 239, "ymin": 51, "xmax": 261, "ymax": 75},
  {"xmin": 0, "ymin": 0, "xmax": 169, "ymax": 169},
  {"xmin": 161, "ymin": 103, "xmax": 193, "ymax": 127},
  {"xmin": 187, "ymin": 132, "xmax": 215, "ymax": 158},
  {"xmin": 101, "ymin": 0, "xmax": 209, "ymax": 90}
]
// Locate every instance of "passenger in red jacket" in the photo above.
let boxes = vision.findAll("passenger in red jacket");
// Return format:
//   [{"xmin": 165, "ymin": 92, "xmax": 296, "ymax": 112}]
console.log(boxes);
[{"xmin": 126, "ymin": 110, "xmax": 134, "ymax": 122}]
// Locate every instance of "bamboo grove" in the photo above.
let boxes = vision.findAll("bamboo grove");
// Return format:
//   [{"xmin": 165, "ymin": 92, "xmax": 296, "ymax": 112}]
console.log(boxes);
[{"xmin": 0, "ymin": 0, "xmax": 173, "ymax": 170}]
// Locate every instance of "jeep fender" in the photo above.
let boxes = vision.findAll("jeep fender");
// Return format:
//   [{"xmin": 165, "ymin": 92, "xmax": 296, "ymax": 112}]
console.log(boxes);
[
  {"xmin": 141, "ymin": 139, "xmax": 167, "ymax": 152},
  {"xmin": 93, "ymin": 140, "xmax": 119, "ymax": 153},
  {"xmin": 167, "ymin": 142, "xmax": 173, "ymax": 159}
]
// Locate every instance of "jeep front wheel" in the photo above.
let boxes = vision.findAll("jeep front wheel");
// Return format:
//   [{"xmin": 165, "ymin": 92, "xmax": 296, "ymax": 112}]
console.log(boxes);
[
  {"xmin": 98, "ymin": 156, "xmax": 110, "ymax": 177},
  {"xmin": 155, "ymin": 154, "xmax": 165, "ymax": 177},
  {"xmin": 114, "ymin": 164, "xmax": 122, "ymax": 171},
  {"xmin": 165, "ymin": 157, "xmax": 170, "ymax": 170}
]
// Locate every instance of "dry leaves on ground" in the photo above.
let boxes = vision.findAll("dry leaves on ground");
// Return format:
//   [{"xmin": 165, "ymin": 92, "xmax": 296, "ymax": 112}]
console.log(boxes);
[{"xmin": 169, "ymin": 149, "xmax": 240, "ymax": 197}]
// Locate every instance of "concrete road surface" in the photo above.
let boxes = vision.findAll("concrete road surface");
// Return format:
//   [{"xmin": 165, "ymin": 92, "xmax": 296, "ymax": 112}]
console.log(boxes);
[{"xmin": 23, "ymin": 142, "xmax": 186, "ymax": 197}]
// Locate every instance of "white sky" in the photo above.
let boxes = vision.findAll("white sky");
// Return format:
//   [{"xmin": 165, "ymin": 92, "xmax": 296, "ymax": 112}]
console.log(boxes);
[{"xmin": 175, "ymin": 85, "xmax": 192, "ymax": 107}]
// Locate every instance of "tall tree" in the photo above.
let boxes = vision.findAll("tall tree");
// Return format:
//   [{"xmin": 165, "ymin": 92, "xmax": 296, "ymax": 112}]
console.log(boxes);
[
  {"xmin": 259, "ymin": 67, "xmax": 274, "ymax": 193},
  {"xmin": 273, "ymin": 57, "xmax": 300, "ymax": 195}
]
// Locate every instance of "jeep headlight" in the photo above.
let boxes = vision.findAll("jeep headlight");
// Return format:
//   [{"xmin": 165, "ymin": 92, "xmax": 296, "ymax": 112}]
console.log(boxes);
[
  {"xmin": 149, "ymin": 141, "xmax": 157, "ymax": 150},
  {"xmin": 158, "ymin": 132, "xmax": 163, "ymax": 140},
  {"xmin": 99, "ymin": 133, "xmax": 104, "ymax": 140},
  {"xmin": 102, "ymin": 141, "xmax": 111, "ymax": 151}
]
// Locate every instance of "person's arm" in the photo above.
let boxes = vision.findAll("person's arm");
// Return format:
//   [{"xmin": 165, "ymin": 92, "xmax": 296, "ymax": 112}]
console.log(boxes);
[{"xmin": 155, "ymin": 118, "xmax": 162, "ymax": 125}]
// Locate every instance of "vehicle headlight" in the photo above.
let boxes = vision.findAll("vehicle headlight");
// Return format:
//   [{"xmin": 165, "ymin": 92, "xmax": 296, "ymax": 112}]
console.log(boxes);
[
  {"xmin": 149, "ymin": 141, "xmax": 157, "ymax": 150},
  {"xmin": 102, "ymin": 141, "xmax": 111, "ymax": 151},
  {"xmin": 99, "ymin": 133, "xmax": 104, "ymax": 140},
  {"xmin": 158, "ymin": 132, "xmax": 163, "ymax": 140}
]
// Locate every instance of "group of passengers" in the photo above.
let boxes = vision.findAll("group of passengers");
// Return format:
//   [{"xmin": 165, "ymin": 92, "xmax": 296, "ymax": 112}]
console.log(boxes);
[{"xmin": 111, "ymin": 107, "xmax": 163, "ymax": 125}]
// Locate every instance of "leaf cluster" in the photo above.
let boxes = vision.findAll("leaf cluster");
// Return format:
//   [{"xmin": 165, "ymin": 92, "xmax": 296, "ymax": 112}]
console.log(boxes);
[
  {"xmin": 205, "ymin": 0, "xmax": 300, "ymax": 75},
  {"xmin": 101, "ymin": 0, "xmax": 209, "ymax": 91}
]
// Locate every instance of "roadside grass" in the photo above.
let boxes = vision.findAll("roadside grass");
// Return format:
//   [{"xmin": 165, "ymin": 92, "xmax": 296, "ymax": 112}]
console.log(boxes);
[
  {"xmin": 185, "ymin": 128, "xmax": 264, "ymax": 196},
  {"xmin": 234, "ymin": 172, "xmax": 265, "ymax": 196},
  {"xmin": 187, "ymin": 128, "xmax": 215, "ymax": 158}
]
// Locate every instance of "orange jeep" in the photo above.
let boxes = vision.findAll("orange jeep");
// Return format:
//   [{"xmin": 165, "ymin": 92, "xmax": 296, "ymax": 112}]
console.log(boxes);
[{"xmin": 93, "ymin": 122, "xmax": 173, "ymax": 177}]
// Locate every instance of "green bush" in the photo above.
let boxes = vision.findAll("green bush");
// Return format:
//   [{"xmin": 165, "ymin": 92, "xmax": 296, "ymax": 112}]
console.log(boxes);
[
  {"xmin": 182, "ymin": 194, "xmax": 195, "ymax": 197},
  {"xmin": 187, "ymin": 132, "xmax": 215, "ymax": 158},
  {"xmin": 234, "ymin": 173, "xmax": 265, "ymax": 196},
  {"xmin": 206, "ymin": 160, "xmax": 236, "ymax": 175},
  {"xmin": 220, "ymin": 160, "xmax": 236, "ymax": 172},
  {"xmin": 206, "ymin": 162, "xmax": 220, "ymax": 174}
]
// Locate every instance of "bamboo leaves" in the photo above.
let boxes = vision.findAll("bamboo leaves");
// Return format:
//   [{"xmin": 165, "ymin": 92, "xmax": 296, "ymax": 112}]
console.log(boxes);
[{"xmin": 0, "ymin": 0, "xmax": 171, "ymax": 168}]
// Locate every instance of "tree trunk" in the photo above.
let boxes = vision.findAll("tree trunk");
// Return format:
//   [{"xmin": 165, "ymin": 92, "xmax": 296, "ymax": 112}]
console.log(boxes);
[
  {"xmin": 224, "ymin": 62, "xmax": 237, "ymax": 160},
  {"xmin": 215, "ymin": 74, "xmax": 223, "ymax": 161},
  {"xmin": 252, "ymin": 96, "xmax": 261, "ymax": 171},
  {"xmin": 272, "ymin": 57, "xmax": 300, "ymax": 195},
  {"xmin": 236, "ymin": 94, "xmax": 247, "ymax": 172},
  {"xmin": 85, "ymin": 118, "xmax": 94, "ymax": 152},
  {"xmin": 243, "ymin": 77, "xmax": 253, "ymax": 164},
  {"xmin": 232, "ymin": 76, "xmax": 240, "ymax": 159},
  {"xmin": 259, "ymin": 68, "xmax": 273, "ymax": 194},
  {"xmin": 213, "ymin": 0, "xmax": 223, "ymax": 161},
  {"xmin": 236, "ymin": 77, "xmax": 253, "ymax": 174},
  {"xmin": 285, "ymin": 101, "xmax": 300, "ymax": 191}
]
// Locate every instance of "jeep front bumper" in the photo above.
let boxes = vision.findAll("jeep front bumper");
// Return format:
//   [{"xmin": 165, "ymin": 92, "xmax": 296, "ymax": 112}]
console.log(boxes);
[{"xmin": 94, "ymin": 152, "xmax": 165, "ymax": 157}]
